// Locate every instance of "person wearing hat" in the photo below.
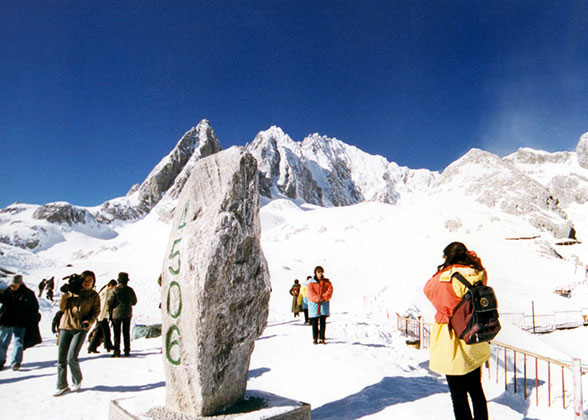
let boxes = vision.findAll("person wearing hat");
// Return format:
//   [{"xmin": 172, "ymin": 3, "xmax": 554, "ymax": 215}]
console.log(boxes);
[
  {"xmin": 107, "ymin": 272, "xmax": 137, "ymax": 357},
  {"xmin": 0, "ymin": 275, "xmax": 40, "ymax": 371}
]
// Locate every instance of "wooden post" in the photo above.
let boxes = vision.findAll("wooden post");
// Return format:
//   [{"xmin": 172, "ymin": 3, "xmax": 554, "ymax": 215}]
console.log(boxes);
[
  {"xmin": 532, "ymin": 301, "xmax": 536, "ymax": 335},
  {"xmin": 514, "ymin": 350, "xmax": 517, "ymax": 393},
  {"xmin": 418, "ymin": 316, "xmax": 422, "ymax": 349},
  {"xmin": 572, "ymin": 358, "xmax": 584, "ymax": 419}
]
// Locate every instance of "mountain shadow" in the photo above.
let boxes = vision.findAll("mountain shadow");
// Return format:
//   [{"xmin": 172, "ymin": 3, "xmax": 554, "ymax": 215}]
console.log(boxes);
[{"xmin": 311, "ymin": 375, "xmax": 447, "ymax": 419}]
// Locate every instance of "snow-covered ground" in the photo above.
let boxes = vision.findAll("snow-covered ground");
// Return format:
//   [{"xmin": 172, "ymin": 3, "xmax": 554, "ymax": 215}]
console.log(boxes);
[{"xmin": 2, "ymin": 195, "xmax": 588, "ymax": 419}]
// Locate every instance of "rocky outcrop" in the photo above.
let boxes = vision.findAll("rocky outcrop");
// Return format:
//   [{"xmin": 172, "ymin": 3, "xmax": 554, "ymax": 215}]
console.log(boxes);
[
  {"xmin": 436, "ymin": 149, "xmax": 574, "ymax": 238},
  {"xmin": 97, "ymin": 119, "xmax": 222, "ymax": 222},
  {"xmin": 161, "ymin": 147, "xmax": 271, "ymax": 416},
  {"xmin": 577, "ymin": 131, "xmax": 588, "ymax": 169},
  {"xmin": 246, "ymin": 128, "xmax": 435, "ymax": 206},
  {"xmin": 32, "ymin": 202, "xmax": 92, "ymax": 225}
]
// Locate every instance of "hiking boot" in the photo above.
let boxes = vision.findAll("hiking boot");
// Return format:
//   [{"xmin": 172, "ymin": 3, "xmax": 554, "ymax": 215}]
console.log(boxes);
[
  {"xmin": 0, "ymin": 363, "xmax": 4, "ymax": 371},
  {"xmin": 123, "ymin": 352, "xmax": 130, "ymax": 357},
  {"xmin": 11, "ymin": 363, "xmax": 21, "ymax": 371},
  {"xmin": 53, "ymin": 387, "xmax": 70, "ymax": 397},
  {"xmin": 320, "ymin": 339, "xmax": 326, "ymax": 344},
  {"xmin": 111, "ymin": 352, "xmax": 120, "ymax": 358},
  {"xmin": 87, "ymin": 348, "xmax": 99, "ymax": 354},
  {"xmin": 313, "ymin": 339, "xmax": 318, "ymax": 345},
  {"xmin": 71, "ymin": 381, "xmax": 82, "ymax": 392}
]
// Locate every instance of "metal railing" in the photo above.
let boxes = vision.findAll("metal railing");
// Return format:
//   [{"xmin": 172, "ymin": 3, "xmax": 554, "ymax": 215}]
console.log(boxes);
[
  {"xmin": 501, "ymin": 310, "xmax": 588, "ymax": 334},
  {"xmin": 396, "ymin": 316, "xmax": 586, "ymax": 412}
]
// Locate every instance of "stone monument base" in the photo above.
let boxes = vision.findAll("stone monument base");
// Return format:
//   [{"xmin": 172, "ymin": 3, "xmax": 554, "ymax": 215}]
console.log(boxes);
[{"xmin": 109, "ymin": 390, "xmax": 311, "ymax": 420}]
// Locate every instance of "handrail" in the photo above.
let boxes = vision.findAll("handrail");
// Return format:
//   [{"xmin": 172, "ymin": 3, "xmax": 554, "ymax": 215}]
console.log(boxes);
[{"xmin": 396, "ymin": 315, "xmax": 587, "ymax": 411}]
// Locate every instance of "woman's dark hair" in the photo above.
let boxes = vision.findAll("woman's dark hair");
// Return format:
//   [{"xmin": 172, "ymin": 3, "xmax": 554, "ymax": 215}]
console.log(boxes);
[
  {"xmin": 438, "ymin": 242, "xmax": 484, "ymax": 272},
  {"xmin": 98, "ymin": 279, "xmax": 118, "ymax": 294},
  {"xmin": 81, "ymin": 270, "xmax": 96, "ymax": 287},
  {"xmin": 314, "ymin": 266, "xmax": 324, "ymax": 277}
]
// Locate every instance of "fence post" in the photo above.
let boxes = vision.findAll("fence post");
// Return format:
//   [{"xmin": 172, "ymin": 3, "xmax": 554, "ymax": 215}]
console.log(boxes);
[
  {"xmin": 418, "ymin": 316, "xmax": 422, "ymax": 349},
  {"xmin": 572, "ymin": 358, "xmax": 584, "ymax": 420}
]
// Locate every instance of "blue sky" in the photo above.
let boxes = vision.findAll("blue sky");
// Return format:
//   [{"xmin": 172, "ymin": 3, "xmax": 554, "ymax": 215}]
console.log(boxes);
[{"xmin": 1, "ymin": 1, "xmax": 587, "ymax": 208}]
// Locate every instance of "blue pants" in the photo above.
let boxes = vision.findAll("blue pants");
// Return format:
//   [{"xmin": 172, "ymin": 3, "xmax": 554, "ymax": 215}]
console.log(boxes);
[
  {"xmin": 57, "ymin": 329, "xmax": 87, "ymax": 389},
  {"xmin": 0, "ymin": 325, "xmax": 26, "ymax": 367}
]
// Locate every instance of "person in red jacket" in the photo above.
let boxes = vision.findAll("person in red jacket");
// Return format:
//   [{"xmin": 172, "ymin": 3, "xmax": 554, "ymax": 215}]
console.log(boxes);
[
  {"xmin": 424, "ymin": 242, "xmax": 490, "ymax": 420},
  {"xmin": 307, "ymin": 266, "xmax": 334, "ymax": 344}
]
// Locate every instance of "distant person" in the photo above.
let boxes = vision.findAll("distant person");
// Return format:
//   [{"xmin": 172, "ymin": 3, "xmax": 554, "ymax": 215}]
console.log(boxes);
[
  {"xmin": 38, "ymin": 278, "xmax": 47, "ymax": 298},
  {"xmin": 289, "ymin": 280, "xmax": 302, "ymax": 318},
  {"xmin": 45, "ymin": 276, "xmax": 55, "ymax": 301},
  {"xmin": 87, "ymin": 279, "xmax": 117, "ymax": 354},
  {"xmin": 297, "ymin": 276, "xmax": 311, "ymax": 324},
  {"xmin": 107, "ymin": 272, "xmax": 137, "ymax": 358},
  {"xmin": 54, "ymin": 270, "xmax": 100, "ymax": 396},
  {"xmin": 424, "ymin": 242, "xmax": 490, "ymax": 420},
  {"xmin": 307, "ymin": 266, "xmax": 333, "ymax": 344},
  {"xmin": 0, "ymin": 275, "xmax": 40, "ymax": 371}
]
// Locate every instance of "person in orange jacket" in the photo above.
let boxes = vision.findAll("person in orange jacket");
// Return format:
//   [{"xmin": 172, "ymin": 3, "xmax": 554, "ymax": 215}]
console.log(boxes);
[
  {"xmin": 424, "ymin": 242, "xmax": 490, "ymax": 420},
  {"xmin": 307, "ymin": 266, "xmax": 333, "ymax": 344}
]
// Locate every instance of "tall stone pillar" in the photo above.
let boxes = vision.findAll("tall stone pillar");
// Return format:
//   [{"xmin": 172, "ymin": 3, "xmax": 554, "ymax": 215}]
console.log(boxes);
[{"xmin": 161, "ymin": 147, "xmax": 271, "ymax": 416}]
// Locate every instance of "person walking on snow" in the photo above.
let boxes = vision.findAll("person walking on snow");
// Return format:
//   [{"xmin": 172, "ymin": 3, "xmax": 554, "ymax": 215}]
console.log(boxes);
[
  {"xmin": 45, "ymin": 276, "xmax": 55, "ymax": 301},
  {"xmin": 289, "ymin": 279, "xmax": 302, "ymax": 317},
  {"xmin": 107, "ymin": 272, "xmax": 137, "ymax": 358},
  {"xmin": 87, "ymin": 279, "xmax": 117, "ymax": 353},
  {"xmin": 0, "ymin": 275, "xmax": 41, "ymax": 371},
  {"xmin": 297, "ymin": 276, "xmax": 311, "ymax": 324},
  {"xmin": 424, "ymin": 242, "xmax": 490, "ymax": 420},
  {"xmin": 38, "ymin": 279, "xmax": 47, "ymax": 298},
  {"xmin": 307, "ymin": 266, "xmax": 333, "ymax": 344},
  {"xmin": 54, "ymin": 270, "xmax": 100, "ymax": 396}
]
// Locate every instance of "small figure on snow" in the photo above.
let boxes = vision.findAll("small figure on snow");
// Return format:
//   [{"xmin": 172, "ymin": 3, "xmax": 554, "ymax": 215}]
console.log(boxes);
[
  {"xmin": 289, "ymin": 279, "xmax": 302, "ymax": 317},
  {"xmin": 307, "ymin": 266, "xmax": 333, "ymax": 344},
  {"xmin": 45, "ymin": 277, "xmax": 55, "ymax": 301},
  {"xmin": 38, "ymin": 278, "xmax": 47, "ymax": 298},
  {"xmin": 87, "ymin": 279, "xmax": 117, "ymax": 354},
  {"xmin": 107, "ymin": 272, "xmax": 137, "ymax": 358}
]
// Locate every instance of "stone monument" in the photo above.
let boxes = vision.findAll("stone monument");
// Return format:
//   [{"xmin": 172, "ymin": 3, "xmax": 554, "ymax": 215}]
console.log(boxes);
[
  {"xmin": 109, "ymin": 146, "xmax": 310, "ymax": 420},
  {"xmin": 161, "ymin": 147, "xmax": 271, "ymax": 416}
]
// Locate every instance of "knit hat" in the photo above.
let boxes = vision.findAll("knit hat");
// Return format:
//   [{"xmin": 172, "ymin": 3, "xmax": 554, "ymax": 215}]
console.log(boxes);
[
  {"xmin": 117, "ymin": 272, "xmax": 129, "ymax": 284},
  {"xmin": 9, "ymin": 275, "xmax": 23, "ymax": 286}
]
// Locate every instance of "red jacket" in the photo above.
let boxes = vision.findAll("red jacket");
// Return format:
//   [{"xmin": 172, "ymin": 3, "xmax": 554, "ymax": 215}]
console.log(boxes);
[
  {"xmin": 424, "ymin": 265, "xmax": 487, "ymax": 324},
  {"xmin": 307, "ymin": 279, "xmax": 333, "ymax": 304}
]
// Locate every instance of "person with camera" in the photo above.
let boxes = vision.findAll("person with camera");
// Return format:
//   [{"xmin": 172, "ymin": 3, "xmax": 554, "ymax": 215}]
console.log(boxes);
[
  {"xmin": 54, "ymin": 270, "xmax": 100, "ymax": 396},
  {"xmin": 107, "ymin": 272, "xmax": 137, "ymax": 357}
]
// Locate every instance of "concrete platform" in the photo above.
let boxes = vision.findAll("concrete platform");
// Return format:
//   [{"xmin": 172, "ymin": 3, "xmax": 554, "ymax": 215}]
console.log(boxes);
[{"xmin": 109, "ymin": 390, "xmax": 311, "ymax": 420}]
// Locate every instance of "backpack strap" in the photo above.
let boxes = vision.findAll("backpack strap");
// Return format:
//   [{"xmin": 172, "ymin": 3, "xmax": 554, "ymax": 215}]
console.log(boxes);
[{"xmin": 451, "ymin": 272, "xmax": 473, "ymax": 290}]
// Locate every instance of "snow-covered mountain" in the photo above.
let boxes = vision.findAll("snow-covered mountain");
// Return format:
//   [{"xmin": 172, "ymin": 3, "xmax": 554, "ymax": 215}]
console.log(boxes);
[
  {"xmin": 247, "ymin": 126, "xmax": 436, "ymax": 206},
  {"xmin": 0, "ymin": 120, "xmax": 221, "ymax": 251},
  {"xmin": 1, "ymin": 121, "xmax": 587, "ymax": 255}
]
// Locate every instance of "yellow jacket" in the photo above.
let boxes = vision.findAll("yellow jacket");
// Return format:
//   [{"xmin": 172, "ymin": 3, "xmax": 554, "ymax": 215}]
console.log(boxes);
[
  {"xmin": 424, "ymin": 265, "xmax": 490, "ymax": 375},
  {"xmin": 296, "ymin": 283, "xmax": 308, "ymax": 306}
]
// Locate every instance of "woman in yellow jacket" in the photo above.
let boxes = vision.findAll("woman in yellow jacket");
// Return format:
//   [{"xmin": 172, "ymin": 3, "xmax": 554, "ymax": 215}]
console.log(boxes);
[{"xmin": 424, "ymin": 242, "xmax": 490, "ymax": 420}]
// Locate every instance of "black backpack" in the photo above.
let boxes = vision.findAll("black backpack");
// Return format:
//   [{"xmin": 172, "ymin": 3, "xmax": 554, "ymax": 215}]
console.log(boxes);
[{"xmin": 449, "ymin": 272, "xmax": 501, "ymax": 344}]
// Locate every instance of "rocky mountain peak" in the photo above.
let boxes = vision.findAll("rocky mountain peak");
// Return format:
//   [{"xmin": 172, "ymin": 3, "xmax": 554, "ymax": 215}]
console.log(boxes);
[{"xmin": 577, "ymin": 131, "xmax": 588, "ymax": 169}]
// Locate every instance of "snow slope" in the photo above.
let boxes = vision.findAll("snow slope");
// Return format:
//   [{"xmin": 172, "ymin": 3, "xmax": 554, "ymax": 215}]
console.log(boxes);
[{"xmin": 2, "ymin": 191, "xmax": 588, "ymax": 419}]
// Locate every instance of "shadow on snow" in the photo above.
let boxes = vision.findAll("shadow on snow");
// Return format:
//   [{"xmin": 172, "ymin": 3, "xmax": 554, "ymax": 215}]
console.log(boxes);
[
  {"xmin": 311, "ymin": 376, "xmax": 447, "ymax": 419},
  {"xmin": 83, "ymin": 381, "xmax": 165, "ymax": 393}
]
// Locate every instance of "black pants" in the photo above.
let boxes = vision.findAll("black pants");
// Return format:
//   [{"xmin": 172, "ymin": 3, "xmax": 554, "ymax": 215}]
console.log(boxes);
[
  {"xmin": 310, "ymin": 316, "xmax": 327, "ymax": 341},
  {"xmin": 112, "ymin": 318, "xmax": 131, "ymax": 355},
  {"xmin": 303, "ymin": 308, "xmax": 309, "ymax": 323},
  {"xmin": 88, "ymin": 319, "xmax": 113, "ymax": 351},
  {"xmin": 446, "ymin": 367, "xmax": 488, "ymax": 420}
]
